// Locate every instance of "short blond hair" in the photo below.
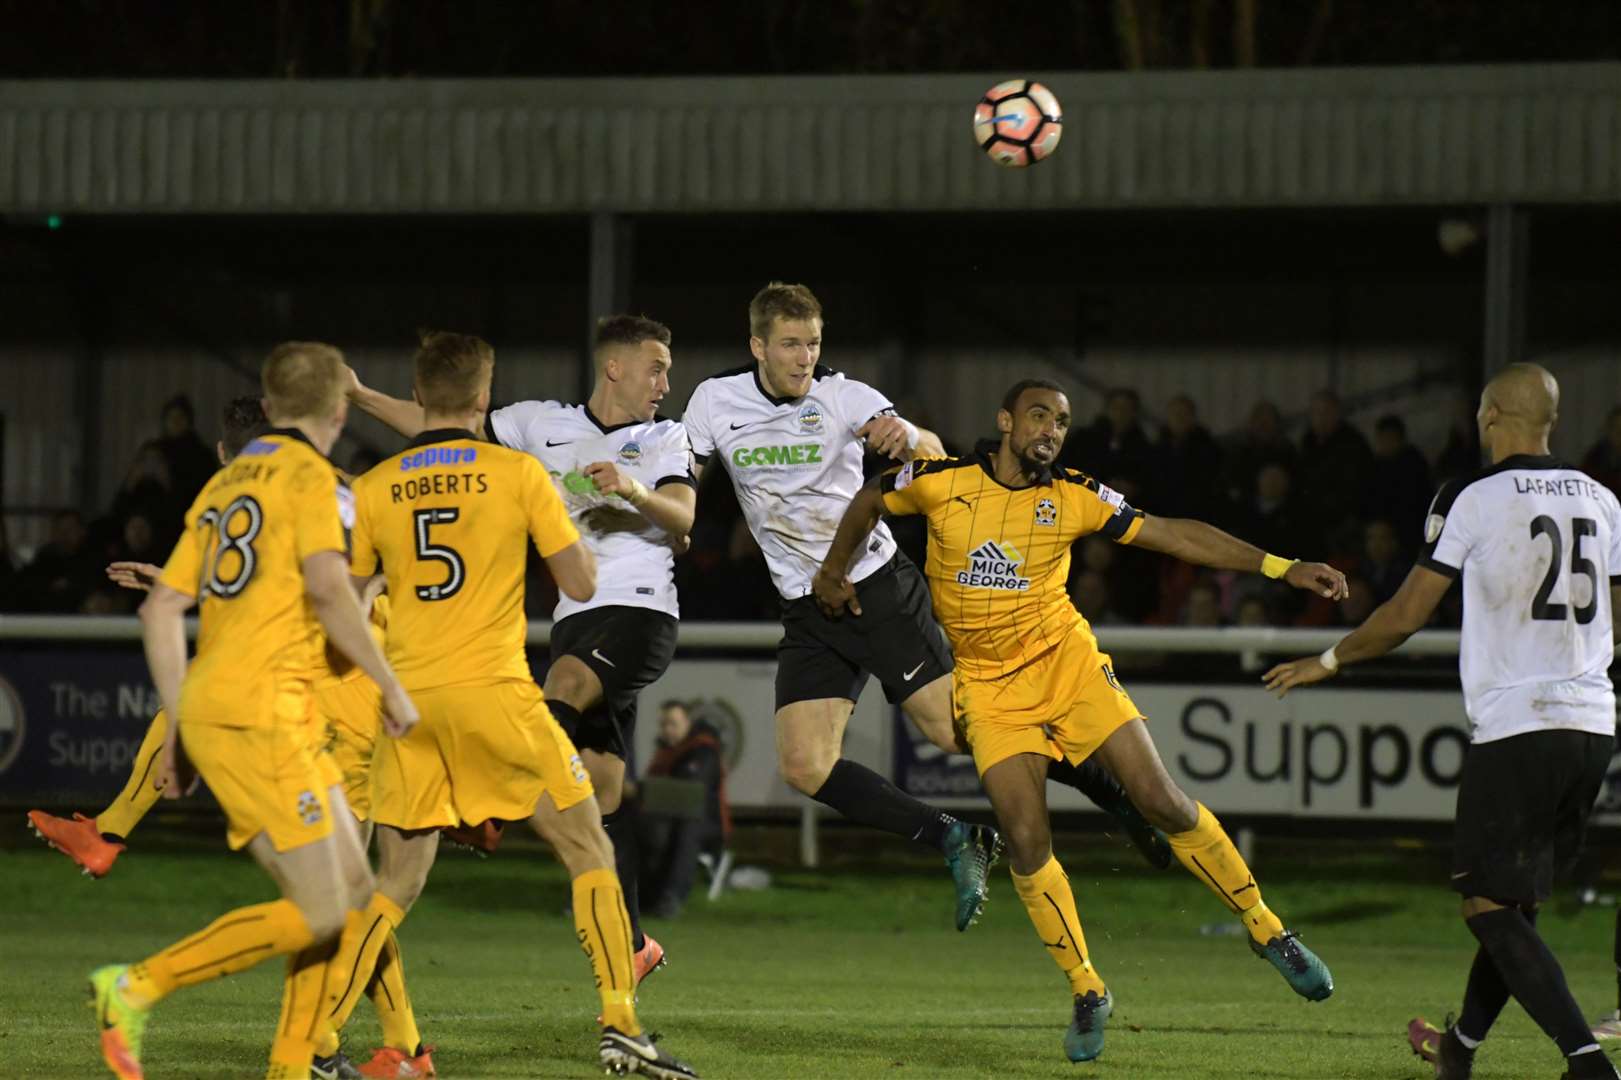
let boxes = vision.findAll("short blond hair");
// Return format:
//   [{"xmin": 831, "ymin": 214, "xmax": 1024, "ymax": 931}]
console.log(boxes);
[
  {"xmin": 749, "ymin": 281, "xmax": 823, "ymax": 341},
  {"xmin": 414, "ymin": 330, "xmax": 494, "ymax": 412},
  {"xmin": 262, "ymin": 342, "xmax": 346, "ymax": 421}
]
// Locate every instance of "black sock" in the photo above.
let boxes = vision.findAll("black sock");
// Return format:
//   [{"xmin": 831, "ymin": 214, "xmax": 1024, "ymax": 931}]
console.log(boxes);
[
  {"xmin": 811, "ymin": 759, "xmax": 957, "ymax": 850},
  {"xmin": 1466, "ymin": 906, "xmax": 1597, "ymax": 1057},
  {"xmin": 547, "ymin": 699, "xmax": 583, "ymax": 740},
  {"xmin": 1455, "ymin": 945, "xmax": 1510, "ymax": 1044},
  {"xmin": 602, "ymin": 804, "xmax": 644, "ymax": 951},
  {"xmin": 1047, "ymin": 757, "xmax": 1130, "ymax": 815}
]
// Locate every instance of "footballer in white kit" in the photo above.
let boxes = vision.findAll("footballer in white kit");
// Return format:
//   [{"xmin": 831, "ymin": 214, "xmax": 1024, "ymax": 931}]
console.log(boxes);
[
  {"xmin": 683, "ymin": 283, "xmax": 1172, "ymax": 935},
  {"xmin": 1266, "ymin": 363, "xmax": 1621, "ymax": 1080}
]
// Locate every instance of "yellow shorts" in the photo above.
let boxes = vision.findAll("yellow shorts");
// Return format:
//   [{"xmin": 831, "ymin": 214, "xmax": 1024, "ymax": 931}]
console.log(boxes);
[
  {"xmin": 953, "ymin": 632, "xmax": 1143, "ymax": 777},
  {"xmin": 370, "ymin": 680, "xmax": 592, "ymax": 831},
  {"xmin": 314, "ymin": 674, "xmax": 381, "ymax": 821},
  {"xmin": 181, "ymin": 720, "xmax": 334, "ymax": 853}
]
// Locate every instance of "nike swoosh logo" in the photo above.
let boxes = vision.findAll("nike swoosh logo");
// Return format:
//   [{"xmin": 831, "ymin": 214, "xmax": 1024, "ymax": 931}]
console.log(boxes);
[
  {"xmin": 591, "ymin": 648, "xmax": 617, "ymax": 668},
  {"xmin": 903, "ymin": 661, "xmax": 926, "ymax": 681},
  {"xmin": 545, "ymin": 439, "xmax": 573, "ymax": 447},
  {"xmin": 729, "ymin": 419, "xmax": 775, "ymax": 430}
]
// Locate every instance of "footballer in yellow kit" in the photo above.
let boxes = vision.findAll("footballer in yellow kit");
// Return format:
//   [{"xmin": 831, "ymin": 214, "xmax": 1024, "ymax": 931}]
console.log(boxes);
[
  {"xmin": 815, "ymin": 378, "xmax": 1344, "ymax": 1065},
  {"xmin": 337, "ymin": 332, "xmax": 700, "ymax": 1079},
  {"xmin": 351, "ymin": 433, "xmax": 593, "ymax": 828},
  {"xmin": 158, "ymin": 428, "xmax": 356, "ymax": 852},
  {"xmin": 878, "ymin": 440, "xmax": 1146, "ymax": 777},
  {"xmin": 310, "ymin": 588, "xmax": 391, "ymax": 820}
]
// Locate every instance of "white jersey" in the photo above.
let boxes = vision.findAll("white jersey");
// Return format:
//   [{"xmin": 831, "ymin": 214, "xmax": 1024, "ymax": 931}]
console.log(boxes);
[
  {"xmin": 684, "ymin": 364, "xmax": 899, "ymax": 600},
  {"xmin": 1418, "ymin": 455, "xmax": 1621, "ymax": 744},
  {"xmin": 489, "ymin": 400, "xmax": 695, "ymax": 622}
]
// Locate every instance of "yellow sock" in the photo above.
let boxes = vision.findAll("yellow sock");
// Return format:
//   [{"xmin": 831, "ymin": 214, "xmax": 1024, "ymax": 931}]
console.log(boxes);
[
  {"xmin": 1167, "ymin": 802, "xmax": 1285, "ymax": 943},
  {"xmin": 1010, "ymin": 856, "xmax": 1107, "ymax": 997},
  {"xmin": 367, "ymin": 930, "xmax": 422, "ymax": 1053},
  {"xmin": 270, "ymin": 940, "xmax": 340, "ymax": 1075},
  {"xmin": 95, "ymin": 710, "xmax": 169, "ymax": 839},
  {"xmin": 572, "ymin": 867, "xmax": 641, "ymax": 1035},
  {"xmin": 314, "ymin": 893, "xmax": 415, "ymax": 1056},
  {"xmin": 121, "ymin": 898, "xmax": 316, "ymax": 1007}
]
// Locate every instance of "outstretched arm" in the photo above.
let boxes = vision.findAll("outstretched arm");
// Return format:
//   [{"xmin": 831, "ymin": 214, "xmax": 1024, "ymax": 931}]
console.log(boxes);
[
  {"xmin": 811, "ymin": 478, "xmax": 890, "ymax": 617},
  {"xmin": 138, "ymin": 582, "xmax": 198, "ymax": 798},
  {"xmin": 1263, "ymin": 565, "xmax": 1454, "ymax": 696},
  {"xmin": 1129, "ymin": 514, "xmax": 1348, "ymax": 600},
  {"xmin": 346, "ymin": 365, "xmax": 427, "ymax": 438}
]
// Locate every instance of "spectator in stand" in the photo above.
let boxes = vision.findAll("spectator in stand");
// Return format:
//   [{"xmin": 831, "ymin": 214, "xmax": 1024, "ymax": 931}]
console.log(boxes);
[
  {"xmin": 1335, "ymin": 574, "xmax": 1377, "ymax": 628},
  {"xmin": 1221, "ymin": 400, "xmax": 1297, "ymax": 510},
  {"xmin": 1435, "ymin": 394, "xmax": 1484, "ymax": 486},
  {"xmin": 1077, "ymin": 534, "xmax": 1156, "ymax": 623},
  {"xmin": 1581, "ymin": 405, "xmax": 1621, "ymax": 497},
  {"xmin": 1365, "ymin": 415, "xmax": 1434, "ymax": 543},
  {"xmin": 1298, "ymin": 390, "xmax": 1373, "ymax": 537},
  {"xmin": 108, "ymin": 441, "xmax": 185, "ymax": 552},
  {"xmin": 1070, "ymin": 569, "xmax": 1122, "ymax": 627},
  {"xmin": 1156, "ymin": 393, "xmax": 1226, "ymax": 520},
  {"xmin": 154, "ymin": 394, "xmax": 218, "ymax": 506},
  {"xmin": 1061, "ymin": 387, "xmax": 1156, "ymax": 499},
  {"xmin": 638, "ymin": 700, "xmax": 731, "ymax": 919},
  {"xmin": 1240, "ymin": 463, "xmax": 1316, "ymax": 557},
  {"xmin": 1236, "ymin": 595, "xmax": 1273, "ymax": 628},
  {"xmin": 1182, "ymin": 579, "xmax": 1224, "ymax": 627},
  {"xmin": 1358, "ymin": 519, "xmax": 1407, "ymax": 605},
  {"xmin": 17, "ymin": 509, "xmax": 99, "ymax": 612}
]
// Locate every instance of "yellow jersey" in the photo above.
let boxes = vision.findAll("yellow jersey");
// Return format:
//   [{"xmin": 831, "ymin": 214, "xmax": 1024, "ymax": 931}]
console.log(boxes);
[
  {"xmin": 879, "ymin": 442, "xmax": 1145, "ymax": 680},
  {"xmin": 316, "ymin": 591, "xmax": 391, "ymax": 690},
  {"xmin": 158, "ymin": 429, "xmax": 353, "ymax": 725},
  {"xmin": 349, "ymin": 429, "xmax": 580, "ymax": 691}
]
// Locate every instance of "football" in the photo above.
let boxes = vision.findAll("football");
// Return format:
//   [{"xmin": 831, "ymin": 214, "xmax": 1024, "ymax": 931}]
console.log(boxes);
[{"xmin": 973, "ymin": 79, "xmax": 1063, "ymax": 167}]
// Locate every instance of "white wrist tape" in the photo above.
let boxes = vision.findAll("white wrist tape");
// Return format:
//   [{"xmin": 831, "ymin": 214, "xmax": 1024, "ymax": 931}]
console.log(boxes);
[
  {"xmin": 1319, "ymin": 645, "xmax": 1340, "ymax": 673},
  {"xmin": 900, "ymin": 419, "xmax": 920, "ymax": 450}
]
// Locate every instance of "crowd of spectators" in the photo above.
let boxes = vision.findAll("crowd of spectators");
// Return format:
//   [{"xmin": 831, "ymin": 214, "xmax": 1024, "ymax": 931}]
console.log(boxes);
[
  {"xmin": 6, "ymin": 391, "xmax": 1621, "ymax": 633},
  {"xmin": 5, "ymin": 396, "xmax": 223, "ymax": 614}
]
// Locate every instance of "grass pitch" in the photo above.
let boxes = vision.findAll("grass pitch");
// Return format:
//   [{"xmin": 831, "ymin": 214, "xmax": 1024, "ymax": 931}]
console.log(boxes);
[{"xmin": 2, "ymin": 819, "xmax": 1618, "ymax": 1079}]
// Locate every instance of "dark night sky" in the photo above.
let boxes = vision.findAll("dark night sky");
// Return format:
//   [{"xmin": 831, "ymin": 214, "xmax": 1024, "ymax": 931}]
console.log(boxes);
[{"xmin": 1, "ymin": 0, "xmax": 1617, "ymax": 79}]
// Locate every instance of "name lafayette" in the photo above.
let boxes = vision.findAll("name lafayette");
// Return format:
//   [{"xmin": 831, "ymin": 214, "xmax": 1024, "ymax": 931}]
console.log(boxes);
[{"xmin": 1512, "ymin": 475, "xmax": 1603, "ymax": 499}]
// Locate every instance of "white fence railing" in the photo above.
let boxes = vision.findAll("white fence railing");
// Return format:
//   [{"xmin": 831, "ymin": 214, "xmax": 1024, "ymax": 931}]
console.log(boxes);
[{"xmin": 0, "ymin": 615, "xmax": 1465, "ymax": 656}]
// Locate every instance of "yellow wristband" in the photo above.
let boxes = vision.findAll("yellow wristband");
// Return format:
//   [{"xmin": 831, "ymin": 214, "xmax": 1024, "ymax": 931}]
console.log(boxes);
[{"xmin": 1261, "ymin": 554, "xmax": 1296, "ymax": 579}]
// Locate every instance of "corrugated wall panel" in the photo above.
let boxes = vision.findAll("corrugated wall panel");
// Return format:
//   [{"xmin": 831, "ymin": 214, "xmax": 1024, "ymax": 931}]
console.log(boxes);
[
  {"xmin": 3, "ymin": 65, "xmax": 1618, "ymax": 214},
  {"xmin": 1, "ymin": 351, "xmax": 78, "ymax": 556}
]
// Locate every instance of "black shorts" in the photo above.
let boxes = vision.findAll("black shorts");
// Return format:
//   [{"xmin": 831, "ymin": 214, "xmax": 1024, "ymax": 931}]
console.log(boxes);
[
  {"xmin": 1451, "ymin": 728, "xmax": 1614, "ymax": 907},
  {"xmin": 775, "ymin": 554, "xmax": 954, "ymax": 712},
  {"xmin": 549, "ymin": 606, "xmax": 679, "ymax": 758}
]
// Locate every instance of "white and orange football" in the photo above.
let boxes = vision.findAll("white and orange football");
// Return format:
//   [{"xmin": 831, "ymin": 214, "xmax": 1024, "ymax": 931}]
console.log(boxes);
[{"xmin": 973, "ymin": 79, "xmax": 1063, "ymax": 168}]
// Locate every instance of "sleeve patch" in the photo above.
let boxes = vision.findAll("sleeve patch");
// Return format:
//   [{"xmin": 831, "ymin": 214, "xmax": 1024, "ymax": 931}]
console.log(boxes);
[
  {"xmin": 893, "ymin": 460, "xmax": 917, "ymax": 491},
  {"xmin": 336, "ymin": 483, "xmax": 357, "ymax": 530},
  {"xmin": 1095, "ymin": 483, "xmax": 1126, "ymax": 511},
  {"xmin": 1423, "ymin": 513, "xmax": 1445, "ymax": 544}
]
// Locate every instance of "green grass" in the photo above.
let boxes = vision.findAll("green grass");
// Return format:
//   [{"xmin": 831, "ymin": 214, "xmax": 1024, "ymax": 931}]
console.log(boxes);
[{"xmin": 3, "ymin": 822, "xmax": 1619, "ymax": 1079}]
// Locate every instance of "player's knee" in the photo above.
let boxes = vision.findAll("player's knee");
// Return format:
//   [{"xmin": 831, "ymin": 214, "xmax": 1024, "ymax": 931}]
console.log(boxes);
[
  {"xmin": 779, "ymin": 757, "xmax": 831, "ymax": 795},
  {"xmin": 1134, "ymin": 784, "xmax": 1197, "ymax": 833},
  {"xmin": 1005, "ymin": 822, "xmax": 1050, "ymax": 873},
  {"xmin": 778, "ymin": 744, "xmax": 835, "ymax": 794},
  {"xmin": 545, "ymin": 660, "xmax": 593, "ymax": 707},
  {"xmin": 300, "ymin": 898, "xmax": 349, "ymax": 945}
]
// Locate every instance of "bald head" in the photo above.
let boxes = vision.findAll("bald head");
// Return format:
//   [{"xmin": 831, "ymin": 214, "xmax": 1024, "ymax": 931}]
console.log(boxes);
[
  {"xmin": 1485, "ymin": 363, "xmax": 1558, "ymax": 427},
  {"xmin": 1478, "ymin": 362, "xmax": 1558, "ymax": 461}
]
